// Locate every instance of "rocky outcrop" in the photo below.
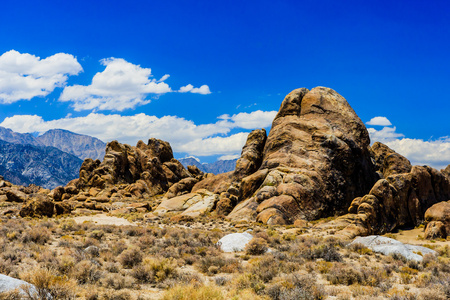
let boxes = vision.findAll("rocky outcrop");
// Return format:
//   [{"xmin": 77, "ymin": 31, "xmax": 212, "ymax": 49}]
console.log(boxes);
[
  {"xmin": 370, "ymin": 142, "xmax": 412, "ymax": 178},
  {"xmin": 334, "ymin": 162, "xmax": 450, "ymax": 237},
  {"xmin": 233, "ymin": 129, "xmax": 267, "ymax": 180},
  {"xmin": 77, "ymin": 138, "xmax": 191, "ymax": 196},
  {"xmin": 226, "ymin": 87, "xmax": 377, "ymax": 224},
  {"xmin": 424, "ymin": 200, "xmax": 450, "ymax": 239}
]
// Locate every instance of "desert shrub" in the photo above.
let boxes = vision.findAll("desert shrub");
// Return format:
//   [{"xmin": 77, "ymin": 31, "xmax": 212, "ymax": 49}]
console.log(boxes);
[
  {"xmin": 0, "ymin": 289, "xmax": 22, "ymax": 300},
  {"xmin": 265, "ymin": 273, "xmax": 324, "ymax": 300},
  {"xmin": 326, "ymin": 263, "xmax": 362, "ymax": 285},
  {"xmin": 141, "ymin": 257, "xmax": 178, "ymax": 283},
  {"xmin": 348, "ymin": 243, "xmax": 373, "ymax": 255},
  {"xmin": 100, "ymin": 290, "xmax": 131, "ymax": 300},
  {"xmin": 245, "ymin": 238, "xmax": 268, "ymax": 255},
  {"xmin": 21, "ymin": 226, "xmax": 51, "ymax": 244},
  {"xmin": 119, "ymin": 247, "xmax": 142, "ymax": 268},
  {"xmin": 88, "ymin": 230, "xmax": 105, "ymax": 240},
  {"xmin": 196, "ymin": 255, "xmax": 241, "ymax": 275},
  {"xmin": 72, "ymin": 260, "xmax": 101, "ymax": 284},
  {"xmin": 359, "ymin": 266, "xmax": 388, "ymax": 287},
  {"xmin": 233, "ymin": 273, "xmax": 265, "ymax": 294},
  {"xmin": 249, "ymin": 256, "xmax": 280, "ymax": 283},
  {"xmin": 162, "ymin": 283, "xmax": 224, "ymax": 300},
  {"xmin": 101, "ymin": 273, "xmax": 134, "ymax": 290},
  {"xmin": 58, "ymin": 255, "xmax": 76, "ymax": 275},
  {"xmin": 21, "ymin": 267, "xmax": 77, "ymax": 300},
  {"xmin": 59, "ymin": 219, "xmax": 79, "ymax": 232},
  {"xmin": 302, "ymin": 244, "xmax": 342, "ymax": 262}
]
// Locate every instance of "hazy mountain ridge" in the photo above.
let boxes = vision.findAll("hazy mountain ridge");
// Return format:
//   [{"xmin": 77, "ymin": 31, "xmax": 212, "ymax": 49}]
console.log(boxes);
[
  {"xmin": 36, "ymin": 129, "xmax": 106, "ymax": 161},
  {"xmin": 0, "ymin": 127, "xmax": 43, "ymax": 147},
  {"xmin": 0, "ymin": 139, "xmax": 82, "ymax": 189},
  {"xmin": 178, "ymin": 157, "xmax": 237, "ymax": 174}
]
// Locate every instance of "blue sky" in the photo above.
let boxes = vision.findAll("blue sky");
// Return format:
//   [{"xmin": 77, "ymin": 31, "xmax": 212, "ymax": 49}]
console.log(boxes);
[{"xmin": 0, "ymin": 0, "xmax": 449, "ymax": 168}]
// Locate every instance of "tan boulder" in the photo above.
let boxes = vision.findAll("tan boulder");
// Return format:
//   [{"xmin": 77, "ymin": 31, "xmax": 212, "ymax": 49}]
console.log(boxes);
[
  {"xmin": 19, "ymin": 194, "xmax": 55, "ymax": 217},
  {"xmin": 154, "ymin": 189, "xmax": 218, "ymax": 217},
  {"xmin": 424, "ymin": 200, "xmax": 450, "ymax": 238},
  {"xmin": 5, "ymin": 188, "xmax": 27, "ymax": 202},
  {"xmin": 425, "ymin": 221, "xmax": 446, "ymax": 239}
]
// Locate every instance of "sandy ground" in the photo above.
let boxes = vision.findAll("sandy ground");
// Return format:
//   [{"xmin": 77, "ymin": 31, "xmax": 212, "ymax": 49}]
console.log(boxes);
[
  {"xmin": 386, "ymin": 227, "xmax": 450, "ymax": 247},
  {"xmin": 72, "ymin": 213, "xmax": 137, "ymax": 226}
]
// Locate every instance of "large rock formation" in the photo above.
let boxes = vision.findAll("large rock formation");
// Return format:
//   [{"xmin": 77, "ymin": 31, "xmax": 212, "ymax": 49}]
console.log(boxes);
[{"xmin": 227, "ymin": 87, "xmax": 377, "ymax": 224}]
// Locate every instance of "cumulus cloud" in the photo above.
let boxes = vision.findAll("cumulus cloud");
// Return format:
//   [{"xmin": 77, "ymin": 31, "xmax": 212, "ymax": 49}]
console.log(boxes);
[
  {"xmin": 219, "ymin": 154, "xmax": 240, "ymax": 161},
  {"xmin": 0, "ymin": 50, "xmax": 82, "ymax": 103},
  {"xmin": 366, "ymin": 116, "xmax": 392, "ymax": 126},
  {"xmin": 367, "ymin": 119, "xmax": 450, "ymax": 170},
  {"xmin": 179, "ymin": 84, "xmax": 211, "ymax": 94},
  {"xmin": 384, "ymin": 138, "xmax": 450, "ymax": 170},
  {"xmin": 367, "ymin": 126, "xmax": 405, "ymax": 142},
  {"xmin": 229, "ymin": 110, "xmax": 277, "ymax": 129},
  {"xmin": 177, "ymin": 133, "xmax": 249, "ymax": 156},
  {"xmin": 59, "ymin": 58, "xmax": 172, "ymax": 111},
  {"xmin": 0, "ymin": 109, "xmax": 276, "ymax": 157}
]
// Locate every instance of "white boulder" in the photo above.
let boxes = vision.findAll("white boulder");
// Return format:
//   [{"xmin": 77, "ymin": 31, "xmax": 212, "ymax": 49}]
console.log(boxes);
[
  {"xmin": 217, "ymin": 232, "xmax": 253, "ymax": 252},
  {"xmin": 350, "ymin": 235, "xmax": 437, "ymax": 261}
]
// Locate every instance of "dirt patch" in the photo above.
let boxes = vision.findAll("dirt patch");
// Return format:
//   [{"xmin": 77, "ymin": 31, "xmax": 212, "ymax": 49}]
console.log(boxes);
[{"xmin": 72, "ymin": 213, "xmax": 137, "ymax": 226}]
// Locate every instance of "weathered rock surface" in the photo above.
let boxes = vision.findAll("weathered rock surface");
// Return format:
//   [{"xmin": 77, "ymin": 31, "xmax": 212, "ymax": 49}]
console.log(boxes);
[
  {"xmin": 233, "ymin": 129, "xmax": 267, "ymax": 181},
  {"xmin": 424, "ymin": 200, "xmax": 450, "ymax": 239},
  {"xmin": 217, "ymin": 232, "xmax": 253, "ymax": 252},
  {"xmin": 226, "ymin": 87, "xmax": 377, "ymax": 224},
  {"xmin": 340, "ymin": 163, "xmax": 450, "ymax": 236},
  {"xmin": 0, "ymin": 273, "xmax": 37, "ymax": 296},
  {"xmin": 77, "ymin": 138, "xmax": 191, "ymax": 196},
  {"xmin": 350, "ymin": 235, "xmax": 437, "ymax": 261},
  {"xmin": 154, "ymin": 189, "xmax": 219, "ymax": 218}
]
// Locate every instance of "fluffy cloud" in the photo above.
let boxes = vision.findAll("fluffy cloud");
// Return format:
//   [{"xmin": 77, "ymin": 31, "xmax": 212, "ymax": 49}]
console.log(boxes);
[
  {"xmin": 59, "ymin": 58, "xmax": 172, "ymax": 111},
  {"xmin": 219, "ymin": 154, "xmax": 240, "ymax": 161},
  {"xmin": 367, "ymin": 120, "xmax": 450, "ymax": 170},
  {"xmin": 384, "ymin": 138, "xmax": 450, "ymax": 170},
  {"xmin": 366, "ymin": 116, "xmax": 392, "ymax": 126},
  {"xmin": 177, "ymin": 133, "xmax": 249, "ymax": 156},
  {"xmin": 0, "ymin": 50, "xmax": 82, "ymax": 103},
  {"xmin": 0, "ymin": 109, "xmax": 276, "ymax": 157},
  {"xmin": 179, "ymin": 84, "xmax": 211, "ymax": 94},
  {"xmin": 367, "ymin": 126, "xmax": 404, "ymax": 142}
]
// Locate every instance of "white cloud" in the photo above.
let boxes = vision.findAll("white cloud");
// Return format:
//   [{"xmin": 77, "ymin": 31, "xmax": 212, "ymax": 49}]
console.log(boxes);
[
  {"xmin": 183, "ymin": 156, "xmax": 201, "ymax": 163},
  {"xmin": 385, "ymin": 138, "xmax": 450, "ymax": 170},
  {"xmin": 367, "ymin": 126, "xmax": 404, "ymax": 142},
  {"xmin": 179, "ymin": 84, "xmax": 211, "ymax": 94},
  {"xmin": 367, "ymin": 120, "xmax": 450, "ymax": 170},
  {"xmin": 219, "ymin": 154, "xmax": 240, "ymax": 161},
  {"xmin": 59, "ymin": 58, "xmax": 171, "ymax": 111},
  {"xmin": 0, "ymin": 109, "xmax": 276, "ymax": 157},
  {"xmin": 177, "ymin": 133, "xmax": 249, "ymax": 156},
  {"xmin": 366, "ymin": 116, "xmax": 392, "ymax": 126},
  {"xmin": 0, "ymin": 50, "xmax": 82, "ymax": 103},
  {"xmin": 229, "ymin": 110, "xmax": 277, "ymax": 129}
]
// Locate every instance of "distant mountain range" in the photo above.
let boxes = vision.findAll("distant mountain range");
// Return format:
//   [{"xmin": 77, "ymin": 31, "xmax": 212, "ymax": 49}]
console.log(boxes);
[
  {"xmin": 178, "ymin": 157, "xmax": 237, "ymax": 174},
  {"xmin": 0, "ymin": 127, "xmax": 106, "ymax": 189},
  {"xmin": 0, "ymin": 139, "xmax": 82, "ymax": 189},
  {"xmin": 0, "ymin": 127, "xmax": 106, "ymax": 161}
]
